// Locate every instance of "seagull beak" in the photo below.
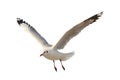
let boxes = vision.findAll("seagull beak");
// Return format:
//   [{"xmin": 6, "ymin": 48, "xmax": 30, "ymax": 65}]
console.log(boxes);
[{"xmin": 40, "ymin": 52, "xmax": 45, "ymax": 57}]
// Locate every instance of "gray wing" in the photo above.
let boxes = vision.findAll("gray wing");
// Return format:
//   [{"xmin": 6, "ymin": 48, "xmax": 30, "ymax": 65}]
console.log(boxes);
[
  {"xmin": 17, "ymin": 18, "xmax": 51, "ymax": 47},
  {"xmin": 53, "ymin": 12, "xmax": 103, "ymax": 49}
]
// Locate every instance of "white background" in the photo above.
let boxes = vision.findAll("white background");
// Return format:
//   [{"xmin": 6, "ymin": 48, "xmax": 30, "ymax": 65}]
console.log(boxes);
[{"xmin": 0, "ymin": 0, "xmax": 120, "ymax": 80}]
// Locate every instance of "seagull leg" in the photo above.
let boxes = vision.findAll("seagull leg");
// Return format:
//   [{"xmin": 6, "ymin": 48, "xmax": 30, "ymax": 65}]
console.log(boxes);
[
  {"xmin": 60, "ymin": 59, "xmax": 65, "ymax": 70},
  {"xmin": 53, "ymin": 60, "xmax": 57, "ymax": 71}
]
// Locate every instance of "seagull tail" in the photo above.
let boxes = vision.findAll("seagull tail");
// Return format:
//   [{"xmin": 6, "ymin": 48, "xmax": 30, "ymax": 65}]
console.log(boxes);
[{"xmin": 61, "ymin": 52, "xmax": 74, "ymax": 61}]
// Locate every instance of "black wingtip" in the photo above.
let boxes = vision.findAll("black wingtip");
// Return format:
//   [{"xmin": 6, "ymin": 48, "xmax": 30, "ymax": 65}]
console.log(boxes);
[
  {"xmin": 17, "ymin": 18, "xmax": 32, "ymax": 28},
  {"xmin": 17, "ymin": 18, "xmax": 24, "ymax": 25},
  {"xmin": 97, "ymin": 11, "xmax": 103, "ymax": 17},
  {"xmin": 88, "ymin": 11, "xmax": 103, "ymax": 22}
]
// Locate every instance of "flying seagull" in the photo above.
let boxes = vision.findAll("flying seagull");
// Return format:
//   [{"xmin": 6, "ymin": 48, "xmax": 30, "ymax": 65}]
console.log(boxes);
[{"xmin": 17, "ymin": 12, "xmax": 103, "ymax": 71}]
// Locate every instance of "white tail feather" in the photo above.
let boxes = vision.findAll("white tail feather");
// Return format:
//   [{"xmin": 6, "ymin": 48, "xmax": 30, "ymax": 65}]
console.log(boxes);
[{"xmin": 61, "ymin": 52, "xmax": 74, "ymax": 61}]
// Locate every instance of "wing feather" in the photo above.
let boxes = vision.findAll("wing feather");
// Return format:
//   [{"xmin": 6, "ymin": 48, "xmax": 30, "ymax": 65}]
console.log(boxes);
[
  {"xmin": 54, "ymin": 12, "xmax": 103, "ymax": 49},
  {"xmin": 17, "ymin": 18, "xmax": 51, "ymax": 47}
]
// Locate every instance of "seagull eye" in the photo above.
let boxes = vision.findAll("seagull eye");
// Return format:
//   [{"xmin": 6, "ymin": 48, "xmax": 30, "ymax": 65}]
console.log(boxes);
[{"xmin": 45, "ymin": 51, "xmax": 48, "ymax": 53}]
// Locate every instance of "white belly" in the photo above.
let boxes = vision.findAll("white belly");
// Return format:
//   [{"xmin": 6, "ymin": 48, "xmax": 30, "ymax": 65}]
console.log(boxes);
[
  {"xmin": 43, "ymin": 52, "xmax": 62, "ymax": 60},
  {"xmin": 43, "ymin": 51, "xmax": 74, "ymax": 61}
]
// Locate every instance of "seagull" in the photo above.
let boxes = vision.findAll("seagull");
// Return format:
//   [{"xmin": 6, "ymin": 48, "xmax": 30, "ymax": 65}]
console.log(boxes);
[{"xmin": 17, "ymin": 12, "xmax": 103, "ymax": 71}]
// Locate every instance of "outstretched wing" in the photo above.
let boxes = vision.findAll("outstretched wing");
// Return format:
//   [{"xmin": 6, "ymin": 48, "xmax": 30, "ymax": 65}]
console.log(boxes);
[
  {"xmin": 53, "ymin": 12, "xmax": 103, "ymax": 49},
  {"xmin": 17, "ymin": 18, "xmax": 51, "ymax": 47}
]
